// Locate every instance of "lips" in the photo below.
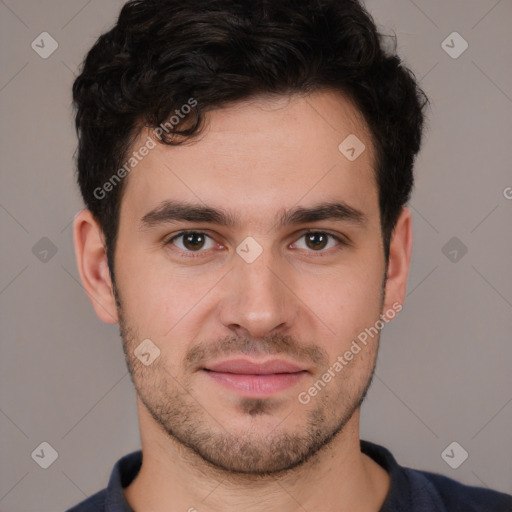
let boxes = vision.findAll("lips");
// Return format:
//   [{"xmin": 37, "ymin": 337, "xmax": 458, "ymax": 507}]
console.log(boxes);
[
  {"xmin": 204, "ymin": 358, "xmax": 305, "ymax": 375},
  {"xmin": 203, "ymin": 358, "xmax": 308, "ymax": 396}
]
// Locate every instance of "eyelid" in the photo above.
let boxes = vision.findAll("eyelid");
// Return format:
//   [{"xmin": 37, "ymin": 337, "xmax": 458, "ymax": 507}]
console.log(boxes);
[
  {"xmin": 165, "ymin": 230, "xmax": 219, "ymax": 257},
  {"xmin": 165, "ymin": 230, "xmax": 215, "ymax": 243},
  {"xmin": 290, "ymin": 230, "xmax": 348, "ymax": 250}
]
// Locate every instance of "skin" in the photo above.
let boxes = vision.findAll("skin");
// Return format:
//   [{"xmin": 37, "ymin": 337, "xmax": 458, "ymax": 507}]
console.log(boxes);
[{"xmin": 74, "ymin": 89, "xmax": 412, "ymax": 511}]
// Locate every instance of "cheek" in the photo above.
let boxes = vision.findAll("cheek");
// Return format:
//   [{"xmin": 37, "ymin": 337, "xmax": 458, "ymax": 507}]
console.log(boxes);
[
  {"xmin": 296, "ymin": 258, "xmax": 384, "ymax": 358},
  {"xmin": 115, "ymin": 249, "xmax": 171, "ymax": 332},
  {"xmin": 116, "ymin": 249, "xmax": 221, "ymax": 345}
]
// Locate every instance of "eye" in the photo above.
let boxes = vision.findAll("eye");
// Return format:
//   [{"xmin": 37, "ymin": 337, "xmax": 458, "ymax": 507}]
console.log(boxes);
[
  {"xmin": 291, "ymin": 231, "xmax": 345, "ymax": 252},
  {"xmin": 166, "ymin": 231, "xmax": 216, "ymax": 253}
]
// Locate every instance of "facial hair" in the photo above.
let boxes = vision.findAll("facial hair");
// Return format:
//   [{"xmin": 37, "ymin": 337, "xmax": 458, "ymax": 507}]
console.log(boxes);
[{"xmin": 119, "ymin": 319, "xmax": 379, "ymax": 476}]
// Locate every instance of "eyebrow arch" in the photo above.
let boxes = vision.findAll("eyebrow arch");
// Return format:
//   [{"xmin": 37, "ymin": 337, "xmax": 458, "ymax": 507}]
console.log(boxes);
[{"xmin": 140, "ymin": 199, "xmax": 367, "ymax": 230}]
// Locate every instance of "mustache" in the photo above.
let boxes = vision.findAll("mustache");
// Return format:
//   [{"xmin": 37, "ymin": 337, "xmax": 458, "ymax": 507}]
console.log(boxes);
[{"xmin": 185, "ymin": 332, "xmax": 329, "ymax": 371}]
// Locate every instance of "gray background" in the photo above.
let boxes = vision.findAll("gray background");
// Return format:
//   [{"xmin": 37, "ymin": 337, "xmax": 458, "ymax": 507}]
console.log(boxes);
[{"xmin": 1, "ymin": 1, "xmax": 511, "ymax": 510}]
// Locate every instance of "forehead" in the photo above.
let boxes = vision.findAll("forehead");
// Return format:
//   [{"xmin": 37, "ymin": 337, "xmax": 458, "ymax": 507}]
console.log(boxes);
[{"xmin": 119, "ymin": 90, "xmax": 378, "ymax": 227}]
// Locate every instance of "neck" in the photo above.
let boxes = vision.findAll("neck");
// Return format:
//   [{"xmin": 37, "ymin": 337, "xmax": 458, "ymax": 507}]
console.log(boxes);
[{"xmin": 124, "ymin": 398, "xmax": 390, "ymax": 512}]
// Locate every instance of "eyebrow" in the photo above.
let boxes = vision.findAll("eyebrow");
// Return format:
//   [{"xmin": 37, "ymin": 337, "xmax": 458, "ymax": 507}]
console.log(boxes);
[{"xmin": 140, "ymin": 199, "xmax": 367, "ymax": 230}]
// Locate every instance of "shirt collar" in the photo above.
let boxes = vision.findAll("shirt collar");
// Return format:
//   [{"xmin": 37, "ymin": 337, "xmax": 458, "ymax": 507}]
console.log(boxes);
[{"xmin": 104, "ymin": 450, "xmax": 142, "ymax": 512}]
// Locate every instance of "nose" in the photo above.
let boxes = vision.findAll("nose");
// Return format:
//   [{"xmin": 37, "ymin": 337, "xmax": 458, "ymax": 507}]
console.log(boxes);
[{"xmin": 217, "ymin": 247, "xmax": 299, "ymax": 340}]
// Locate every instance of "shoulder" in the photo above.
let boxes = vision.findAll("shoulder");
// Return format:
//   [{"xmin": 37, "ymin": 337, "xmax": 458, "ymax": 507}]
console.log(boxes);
[
  {"xmin": 405, "ymin": 467, "xmax": 512, "ymax": 512},
  {"xmin": 64, "ymin": 488, "xmax": 107, "ymax": 512},
  {"xmin": 361, "ymin": 440, "xmax": 511, "ymax": 512},
  {"xmin": 63, "ymin": 449, "xmax": 142, "ymax": 512}
]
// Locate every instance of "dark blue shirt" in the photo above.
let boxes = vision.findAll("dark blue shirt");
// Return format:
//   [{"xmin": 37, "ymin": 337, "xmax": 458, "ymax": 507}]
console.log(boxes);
[{"xmin": 65, "ymin": 440, "xmax": 511, "ymax": 511}]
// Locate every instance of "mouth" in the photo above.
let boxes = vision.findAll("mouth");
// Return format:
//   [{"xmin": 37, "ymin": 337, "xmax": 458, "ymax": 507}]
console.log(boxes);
[{"xmin": 202, "ymin": 358, "xmax": 308, "ymax": 396}]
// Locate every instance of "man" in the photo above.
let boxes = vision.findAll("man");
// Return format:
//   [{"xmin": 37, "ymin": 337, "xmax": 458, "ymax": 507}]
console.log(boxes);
[{"xmin": 67, "ymin": 0, "xmax": 511, "ymax": 510}]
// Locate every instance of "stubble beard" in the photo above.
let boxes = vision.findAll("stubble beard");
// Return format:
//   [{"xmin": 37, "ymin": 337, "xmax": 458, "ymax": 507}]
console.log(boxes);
[{"xmin": 119, "ymin": 316, "xmax": 377, "ymax": 476}]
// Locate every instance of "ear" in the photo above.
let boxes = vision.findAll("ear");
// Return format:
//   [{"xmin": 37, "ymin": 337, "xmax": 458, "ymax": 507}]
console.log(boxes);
[
  {"xmin": 382, "ymin": 206, "xmax": 412, "ymax": 315},
  {"xmin": 73, "ymin": 209, "xmax": 119, "ymax": 324}
]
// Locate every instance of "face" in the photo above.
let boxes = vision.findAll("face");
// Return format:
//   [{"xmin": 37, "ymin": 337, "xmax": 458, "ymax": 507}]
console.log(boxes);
[{"xmin": 79, "ymin": 90, "xmax": 410, "ymax": 475}]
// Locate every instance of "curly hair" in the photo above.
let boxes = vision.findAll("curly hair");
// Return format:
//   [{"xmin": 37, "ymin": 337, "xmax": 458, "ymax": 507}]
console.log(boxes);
[{"xmin": 72, "ymin": 0, "xmax": 428, "ymax": 276}]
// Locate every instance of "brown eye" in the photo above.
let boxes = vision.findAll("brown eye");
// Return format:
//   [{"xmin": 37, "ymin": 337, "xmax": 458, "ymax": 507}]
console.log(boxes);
[
  {"xmin": 167, "ymin": 231, "xmax": 215, "ymax": 253},
  {"xmin": 291, "ymin": 231, "xmax": 344, "ymax": 252},
  {"xmin": 305, "ymin": 232, "xmax": 329, "ymax": 250},
  {"xmin": 182, "ymin": 232, "xmax": 206, "ymax": 250}
]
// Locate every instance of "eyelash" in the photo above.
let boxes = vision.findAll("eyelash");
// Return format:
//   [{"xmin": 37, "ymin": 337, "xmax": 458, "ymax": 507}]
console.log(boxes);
[{"xmin": 164, "ymin": 230, "xmax": 347, "ymax": 258}]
